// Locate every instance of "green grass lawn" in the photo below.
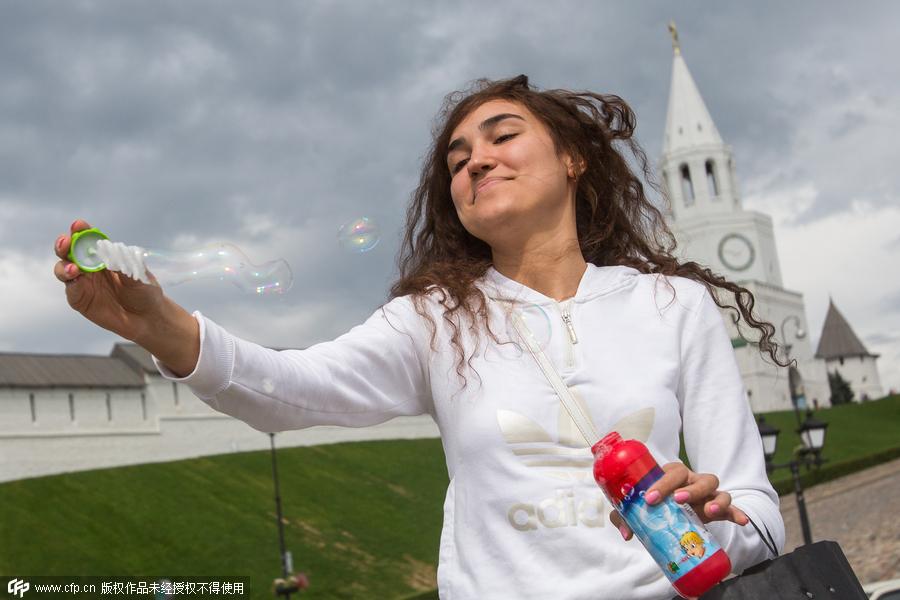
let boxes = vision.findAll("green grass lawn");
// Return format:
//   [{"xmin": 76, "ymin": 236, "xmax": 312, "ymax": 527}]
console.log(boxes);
[
  {"xmin": 2, "ymin": 395, "xmax": 897, "ymax": 598},
  {"xmin": 0, "ymin": 439, "xmax": 449, "ymax": 599},
  {"xmin": 755, "ymin": 394, "xmax": 900, "ymax": 493}
]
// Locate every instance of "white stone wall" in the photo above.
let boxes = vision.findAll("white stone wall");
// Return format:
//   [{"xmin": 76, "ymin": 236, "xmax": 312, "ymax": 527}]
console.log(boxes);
[
  {"xmin": 729, "ymin": 349, "xmax": 831, "ymax": 414},
  {"xmin": 0, "ymin": 378, "xmax": 439, "ymax": 483},
  {"xmin": 718, "ymin": 280, "xmax": 830, "ymax": 413},
  {"xmin": 795, "ymin": 356, "xmax": 832, "ymax": 410},
  {"xmin": 733, "ymin": 345, "xmax": 792, "ymax": 413},
  {"xmin": 826, "ymin": 356, "xmax": 885, "ymax": 402},
  {"xmin": 0, "ymin": 387, "xmax": 153, "ymax": 434}
]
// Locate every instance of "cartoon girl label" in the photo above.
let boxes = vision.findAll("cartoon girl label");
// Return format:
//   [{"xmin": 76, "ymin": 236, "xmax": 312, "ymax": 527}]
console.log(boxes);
[{"xmin": 680, "ymin": 530, "xmax": 707, "ymax": 560}]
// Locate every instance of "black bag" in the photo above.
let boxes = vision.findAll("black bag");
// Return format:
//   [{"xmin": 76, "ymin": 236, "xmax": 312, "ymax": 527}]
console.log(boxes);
[{"xmin": 699, "ymin": 539, "xmax": 867, "ymax": 599}]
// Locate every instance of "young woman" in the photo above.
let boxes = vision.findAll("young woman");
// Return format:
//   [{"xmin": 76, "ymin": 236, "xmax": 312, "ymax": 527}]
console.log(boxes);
[{"xmin": 54, "ymin": 75, "xmax": 785, "ymax": 599}]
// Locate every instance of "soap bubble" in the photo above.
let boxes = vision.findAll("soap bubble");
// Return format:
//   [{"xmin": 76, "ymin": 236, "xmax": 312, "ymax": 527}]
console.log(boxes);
[
  {"xmin": 338, "ymin": 217, "xmax": 380, "ymax": 253},
  {"xmin": 143, "ymin": 243, "xmax": 292, "ymax": 295},
  {"xmin": 517, "ymin": 302, "xmax": 553, "ymax": 351},
  {"xmin": 72, "ymin": 229, "xmax": 293, "ymax": 296}
]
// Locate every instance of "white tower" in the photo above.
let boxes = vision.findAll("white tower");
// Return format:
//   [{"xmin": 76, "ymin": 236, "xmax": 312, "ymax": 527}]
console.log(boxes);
[
  {"xmin": 660, "ymin": 24, "xmax": 830, "ymax": 413},
  {"xmin": 815, "ymin": 299, "xmax": 884, "ymax": 402}
]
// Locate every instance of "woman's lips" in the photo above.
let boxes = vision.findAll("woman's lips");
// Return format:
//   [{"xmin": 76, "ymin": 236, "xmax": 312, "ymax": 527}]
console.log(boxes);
[{"xmin": 474, "ymin": 177, "xmax": 508, "ymax": 200}]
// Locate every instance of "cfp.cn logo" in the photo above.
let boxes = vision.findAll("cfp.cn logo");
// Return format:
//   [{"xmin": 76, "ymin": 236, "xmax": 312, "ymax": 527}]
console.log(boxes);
[{"xmin": 7, "ymin": 579, "xmax": 29, "ymax": 598}]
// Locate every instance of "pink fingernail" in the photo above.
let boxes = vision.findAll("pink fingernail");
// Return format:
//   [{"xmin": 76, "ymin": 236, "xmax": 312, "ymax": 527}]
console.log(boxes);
[
  {"xmin": 645, "ymin": 490, "xmax": 660, "ymax": 504},
  {"xmin": 66, "ymin": 264, "xmax": 79, "ymax": 276},
  {"xmin": 619, "ymin": 525, "xmax": 630, "ymax": 540},
  {"xmin": 708, "ymin": 503, "xmax": 721, "ymax": 515},
  {"xmin": 674, "ymin": 491, "xmax": 690, "ymax": 503},
  {"xmin": 56, "ymin": 236, "xmax": 64, "ymax": 251}
]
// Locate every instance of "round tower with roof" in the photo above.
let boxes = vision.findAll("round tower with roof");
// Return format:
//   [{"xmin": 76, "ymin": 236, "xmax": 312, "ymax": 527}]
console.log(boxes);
[{"xmin": 815, "ymin": 299, "xmax": 884, "ymax": 401}]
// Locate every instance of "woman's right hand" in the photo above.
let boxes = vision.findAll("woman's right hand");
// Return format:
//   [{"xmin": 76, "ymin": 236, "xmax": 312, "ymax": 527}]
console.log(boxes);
[{"xmin": 54, "ymin": 219, "xmax": 165, "ymax": 342}]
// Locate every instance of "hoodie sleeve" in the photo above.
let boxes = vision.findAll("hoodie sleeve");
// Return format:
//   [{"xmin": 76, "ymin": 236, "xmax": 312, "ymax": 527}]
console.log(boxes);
[
  {"xmin": 677, "ymin": 286, "xmax": 785, "ymax": 574},
  {"xmin": 153, "ymin": 295, "xmax": 433, "ymax": 433}
]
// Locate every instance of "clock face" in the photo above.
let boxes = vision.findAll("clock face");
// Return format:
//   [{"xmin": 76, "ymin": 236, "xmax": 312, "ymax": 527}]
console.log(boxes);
[{"xmin": 718, "ymin": 233, "xmax": 755, "ymax": 271}]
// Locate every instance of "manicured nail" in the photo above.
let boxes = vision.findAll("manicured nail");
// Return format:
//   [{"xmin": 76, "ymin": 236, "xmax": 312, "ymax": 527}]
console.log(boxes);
[
  {"xmin": 674, "ymin": 491, "xmax": 690, "ymax": 503},
  {"xmin": 708, "ymin": 503, "xmax": 721, "ymax": 515},
  {"xmin": 56, "ymin": 236, "xmax": 64, "ymax": 251},
  {"xmin": 645, "ymin": 490, "xmax": 660, "ymax": 504},
  {"xmin": 71, "ymin": 219, "xmax": 80, "ymax": 230},
  {"xmin": 619, "ymin": 525, "xmax": 630, "ymax": 540},
  {"xmin": 66, "ymin": 264, "xmax": 79, "ymax": 277}
]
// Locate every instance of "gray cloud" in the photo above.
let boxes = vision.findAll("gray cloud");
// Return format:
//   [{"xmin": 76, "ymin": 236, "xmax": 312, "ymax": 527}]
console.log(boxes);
[{"xmin": 3, "ymin": 1, "xmax": 900, "ymax": 393}]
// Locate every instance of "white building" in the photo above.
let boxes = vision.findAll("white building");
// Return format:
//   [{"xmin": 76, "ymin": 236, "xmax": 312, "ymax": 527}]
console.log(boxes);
[
  {"xmin": 659, "ymin": 30, "xmax": 834, "ymax": 413},
  {"xmin": 0, "ymin": 343, "xmax": 438, "ymax": 483},
  {"xmin": 815, "ymin": 299, "xmax": 884, "ymax": 401}
]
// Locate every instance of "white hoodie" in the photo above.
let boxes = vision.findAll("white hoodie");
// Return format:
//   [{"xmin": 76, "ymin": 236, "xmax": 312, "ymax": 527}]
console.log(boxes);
[{"xmin": 156, "ymin": 263, "xmax": 784, "ymax": 600}]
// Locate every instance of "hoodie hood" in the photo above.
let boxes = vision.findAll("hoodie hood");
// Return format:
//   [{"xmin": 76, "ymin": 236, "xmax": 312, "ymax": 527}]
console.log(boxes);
[{"xmin": 480, "ymin": 262, "xmax": 640, "ymax": 305}]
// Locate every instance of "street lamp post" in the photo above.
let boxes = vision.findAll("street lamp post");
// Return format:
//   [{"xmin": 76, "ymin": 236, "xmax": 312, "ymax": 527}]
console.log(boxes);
[
  {"xmin": 757, "ymin": 413, "xmax": 829, "ymax": 546},
  {"xmin": 269, "ymin": 434, "xmax": 310, "ymax": 598},
  {"xmin": 269, "ymin": 433, "xmax": 292, "ymax": 598},
  {"xmin": 780, "ymin": 315, "xmax": 807, "ymax": 428}
]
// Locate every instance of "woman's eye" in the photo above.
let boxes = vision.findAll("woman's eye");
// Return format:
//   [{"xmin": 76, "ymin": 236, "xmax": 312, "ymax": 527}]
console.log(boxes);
[
  {"xmin": 495, "ymin": 133, "xmax": 517, "ymax": 144},
  {"xmin": 452, "ymin": 158, "xmax": 469, "ymax": 174}
]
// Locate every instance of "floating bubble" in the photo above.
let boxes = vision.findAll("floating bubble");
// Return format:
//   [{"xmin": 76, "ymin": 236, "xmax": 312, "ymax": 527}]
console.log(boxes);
[
  {"xmin": 141, "ymin": 243, "xmax": 292, "ymax": 295},
  {"xmin": 337, "ymin": 217, "xmax": 380, "ymax": 253},
  {"xmin": 79, "ymin": 234, "xmax": 292, "ymax": 296},
  {"xmin": 520, "ymin": 302, "xmax": 554, "ymax": 351}
]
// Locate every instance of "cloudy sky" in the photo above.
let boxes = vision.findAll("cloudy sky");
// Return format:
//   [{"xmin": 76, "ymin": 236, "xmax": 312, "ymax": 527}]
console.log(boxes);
[{"xmin": 2, "ymin": 1, "xmax": 898, "ymax": 393}]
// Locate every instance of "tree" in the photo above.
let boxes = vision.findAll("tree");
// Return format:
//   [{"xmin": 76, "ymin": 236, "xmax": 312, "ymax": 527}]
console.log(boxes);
[{"xmin": 828, "ymin": 370, "xmax": 854, "ymax": 405}]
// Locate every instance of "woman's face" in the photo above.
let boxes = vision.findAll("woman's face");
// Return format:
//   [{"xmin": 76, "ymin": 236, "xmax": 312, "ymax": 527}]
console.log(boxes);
[{"xmin": 446, "ymin": 99, "xmax": 576, "ymax": 248}]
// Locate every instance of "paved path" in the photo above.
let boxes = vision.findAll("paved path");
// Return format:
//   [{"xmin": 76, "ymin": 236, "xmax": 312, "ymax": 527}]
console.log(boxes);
[{"xmin": 779, "ymin": 457, "xmax": 900, "ymax": 585}]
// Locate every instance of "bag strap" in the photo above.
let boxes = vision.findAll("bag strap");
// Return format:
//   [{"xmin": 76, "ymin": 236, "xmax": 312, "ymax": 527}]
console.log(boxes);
[
  {"xmin": 745, "ymin": 513, "xmax": 779, "ymax": 558},
  {"xmin": 509, "ymin": 308, "xmax": 600, "ymax": 445}
]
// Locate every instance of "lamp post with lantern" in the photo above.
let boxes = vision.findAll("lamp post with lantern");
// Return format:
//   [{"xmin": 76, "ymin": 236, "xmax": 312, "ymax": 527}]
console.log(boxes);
[
  {"xmin": 268, "ymin": 433, "xmax": 310, "ymax": 598},
  {"xmin": 780, "ymin": 315, "xmax": 808, "ymax": 427},
  {"xmin": 756, "ymin": 412, "xmax": 829, "ymax": 546}
]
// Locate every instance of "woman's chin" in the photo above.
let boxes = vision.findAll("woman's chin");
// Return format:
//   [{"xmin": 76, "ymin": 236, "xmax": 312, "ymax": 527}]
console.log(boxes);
[
  {"xmin": 468, "ymin": 210, "xmax": 515, "ymax": 236},
  {"xmin": 471, "ymin": 194, "xmax": 521, "ymax": 220}
]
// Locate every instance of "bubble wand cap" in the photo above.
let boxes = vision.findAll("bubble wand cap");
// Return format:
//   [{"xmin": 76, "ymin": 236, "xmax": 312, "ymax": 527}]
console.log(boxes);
[{"xmin": 68, "ymin": 227, "xmax": 110, "ymax": 272}]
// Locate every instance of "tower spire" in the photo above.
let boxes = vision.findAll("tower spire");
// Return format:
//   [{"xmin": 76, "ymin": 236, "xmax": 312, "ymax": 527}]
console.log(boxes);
[
  {"xmin": 668, "ymin": 20, "xmax": 681, "ymax": 55},
  {"xmin": 659, "ymin": 25, "xmax": 741, "ymax": 220},
  {"xmin": 662, "ymin": 30, "xmax": 723, "ymax": 156}
]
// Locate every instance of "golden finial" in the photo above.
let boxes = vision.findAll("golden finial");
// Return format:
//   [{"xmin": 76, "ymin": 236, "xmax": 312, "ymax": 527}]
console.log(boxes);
[{"xmin": 668, "ymin": 20, "xmax": 681, "ymax": 55}]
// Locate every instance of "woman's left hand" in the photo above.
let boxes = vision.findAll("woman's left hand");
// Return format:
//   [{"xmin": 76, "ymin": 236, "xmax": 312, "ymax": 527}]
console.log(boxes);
[{"xmin": 608, "ymin": 462, "xmax": 750, "ymax": 541}]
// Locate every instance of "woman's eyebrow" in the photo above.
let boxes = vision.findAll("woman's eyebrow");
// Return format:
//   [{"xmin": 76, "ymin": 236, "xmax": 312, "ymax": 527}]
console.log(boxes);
[{"xmin": 447, "ymin": 113, "xmax": 525, "ymax": 155}]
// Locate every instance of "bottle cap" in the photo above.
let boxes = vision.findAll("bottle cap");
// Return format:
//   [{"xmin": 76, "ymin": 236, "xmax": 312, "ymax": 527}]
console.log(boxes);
[
  {"xmin": 591, "ymin": 431, "xmax": 622, "ymax": 459},
  {"xmin": 68, "ymin": 227, "xmax": 110, "ymax": 272}
]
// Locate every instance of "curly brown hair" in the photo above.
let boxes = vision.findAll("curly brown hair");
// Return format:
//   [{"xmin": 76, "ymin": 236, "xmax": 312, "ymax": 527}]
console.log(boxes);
[{"xmin": 389, "ymin": 75, "xmax": 786, "ymax": 384}]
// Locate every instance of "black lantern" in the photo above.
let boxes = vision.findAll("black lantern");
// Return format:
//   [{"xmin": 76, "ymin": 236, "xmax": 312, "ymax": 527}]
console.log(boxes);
[
  {"xmin": 756, "ymin": 416, "xmax": 780, "ymax": 464},
  {"xmin": 798, "ymin": 410, "xmax": 828, "ymax": 453},
  {"xmin": 756, "ymin": 410, "xmax": 829, "ymax": 546}
]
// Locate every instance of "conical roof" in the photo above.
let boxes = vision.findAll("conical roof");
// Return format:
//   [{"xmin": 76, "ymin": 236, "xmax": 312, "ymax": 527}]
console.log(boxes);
[
  {"xmin": 815, "ymin": 299, "xmax": 876, "ymax": 359},
  {"xmin": 663, "ymin": 49, "xmax": 724, "ymax": 155}
]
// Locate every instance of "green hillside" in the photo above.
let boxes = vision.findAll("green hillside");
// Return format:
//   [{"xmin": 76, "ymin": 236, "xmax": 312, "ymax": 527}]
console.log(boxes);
[{"xmin": 0, "ymin": 439, "xmax": 449, "ymax": 599}]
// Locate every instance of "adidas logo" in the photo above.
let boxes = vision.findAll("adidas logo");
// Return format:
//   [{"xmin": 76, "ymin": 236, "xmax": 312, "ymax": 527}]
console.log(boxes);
[
  {"xmin": 497, "ymin": 391, "xmax": 654, "ymax": 482},
  {"xmin": 508, "ymin": 487, "xmax": 608, "ymax": 530},
  {"xmin": 497, "ymin": 392, "xmax": 655, "ymax": 531}
]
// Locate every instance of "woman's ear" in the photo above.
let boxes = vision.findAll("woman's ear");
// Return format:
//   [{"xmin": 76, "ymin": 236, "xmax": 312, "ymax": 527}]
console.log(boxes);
[{"xmin": 567, "ymin": 157, "xmax": 586, "ymax": 179}]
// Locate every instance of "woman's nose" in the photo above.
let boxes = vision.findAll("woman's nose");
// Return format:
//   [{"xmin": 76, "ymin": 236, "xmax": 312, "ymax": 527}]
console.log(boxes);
[{"xmin": 467, "ymin": 144, "xmax": 497, "ymax": 176}]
